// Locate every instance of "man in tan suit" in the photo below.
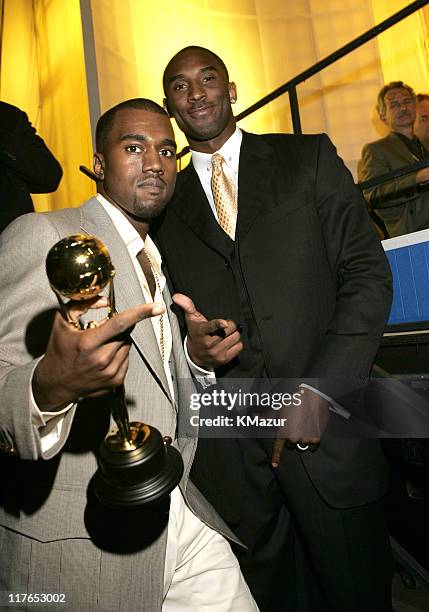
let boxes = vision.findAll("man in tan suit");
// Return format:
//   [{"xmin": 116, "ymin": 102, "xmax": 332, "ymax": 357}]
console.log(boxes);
[
  {"xmin": 0, "ymin": 98, "xmax": 257, "ymax": 611},
  {"xmin": 358, "ymin": 81, "xmax": 429, "ymax": 237}
]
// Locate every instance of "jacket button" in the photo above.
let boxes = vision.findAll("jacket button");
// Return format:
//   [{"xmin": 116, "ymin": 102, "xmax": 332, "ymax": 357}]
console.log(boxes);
[{"xmin": 0, "ymin": 442, "xmax": 17, "ymax": 456}]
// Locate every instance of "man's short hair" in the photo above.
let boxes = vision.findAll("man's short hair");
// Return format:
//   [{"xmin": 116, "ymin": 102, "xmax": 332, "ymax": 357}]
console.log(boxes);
[
  {"xmin": 96, "ymin": 98, "xmax": 168, "ymax": 153},
  {"xmin": 417, "ymin": 93, "xmax": 429, "ymax": 103},
  {"xmin": 163, "ymin": 46, "xmax": 229, "ymax": 95},
  {"xmin": 376, "ymin": 81, "xmax": 416, "ymax": 118}
]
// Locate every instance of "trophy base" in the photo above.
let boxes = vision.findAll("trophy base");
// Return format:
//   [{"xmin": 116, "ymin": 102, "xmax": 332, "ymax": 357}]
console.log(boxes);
[
  {"xmin": 103, "ymin": 422, "xmax": 150, "ymax": 452},
  {"xmin": 93, "ymin": 423, "xmax": 184, "ymax": 508}
]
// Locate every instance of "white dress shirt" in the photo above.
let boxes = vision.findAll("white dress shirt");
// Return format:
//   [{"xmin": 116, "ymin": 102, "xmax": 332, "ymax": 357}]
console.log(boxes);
[{"xmin": 191, "ymin": 126, "xmax": 242, "ymax": 218}]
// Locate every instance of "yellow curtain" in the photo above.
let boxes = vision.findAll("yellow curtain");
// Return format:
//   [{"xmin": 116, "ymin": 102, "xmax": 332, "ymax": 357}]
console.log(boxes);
[
  {"xmin": 371, "ymin": 0, "xmax": 429, "ymax": 95},
  {"xmin": 0, "ymin": 0, "xmax": 94, "ymax": 212},
  {"xmin": 0, "ymin": 0, "xmax": 39, "ymax": 118},
  {"xmin": 3, "ymin": 0, "xmax": 428, "ymax": 202}
]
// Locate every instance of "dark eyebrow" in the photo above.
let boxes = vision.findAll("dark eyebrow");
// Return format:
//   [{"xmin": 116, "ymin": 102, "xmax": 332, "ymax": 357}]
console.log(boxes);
[
  {"xmin": 167, "ymin": 65, "xmax": 219, "ymax": 87},
  {"xmin": 120, "ymin": 134, "xmax": 147, "ymax": 142},
  {"xmin": 160, "ymin": 139, "xmax": 177, "ymax": 150},
  {"xmin": 120, "ymin": 134, "xmax": 176, "ymax": 149}
]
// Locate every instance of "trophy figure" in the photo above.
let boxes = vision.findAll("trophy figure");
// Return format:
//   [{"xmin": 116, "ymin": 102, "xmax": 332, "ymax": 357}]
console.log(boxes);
[{"xmin": 46, "ymin": 234, "xmax": 183, "ymax": 508}]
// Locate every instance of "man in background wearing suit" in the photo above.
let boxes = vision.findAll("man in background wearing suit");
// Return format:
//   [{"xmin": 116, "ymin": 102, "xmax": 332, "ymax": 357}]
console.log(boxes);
[
  {"xmin": 0, "ymin": 101, "xmax": 62, "ymax": 233},
  {"xmin": 156, "ymin": 46, "xmax": 393, "ymax": 611},
  {"xmin": 0, "ymin": 98, "xmax": 257, "ymax": 611},
  {"xmin": 415, "ymin": 93, "xmax": 429, "ymax": 152},
  {"xmin": 359, "ymin": 81, "xmax": 429, "ymax": 238}
]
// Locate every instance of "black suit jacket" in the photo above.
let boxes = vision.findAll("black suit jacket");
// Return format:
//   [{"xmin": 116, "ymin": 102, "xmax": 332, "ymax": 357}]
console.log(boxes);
[
  {"xmin": 0, "ymin": 101, "xmax": 63, "ymax": 233},
  {"xmin": 155, "ymin": 131, "xmax": 392, "ymax": 519}
]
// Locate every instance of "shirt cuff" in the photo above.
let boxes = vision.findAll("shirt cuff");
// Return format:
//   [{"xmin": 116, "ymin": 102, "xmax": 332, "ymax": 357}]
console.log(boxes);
[
  {"xmin": 299, "ymin": 383, "xmax": 350, "ymax": 419},
  {"xmin": 30, "ymin": 360, "xmax": 74, "ymax": 453},
  {"xmin": 184, "ymin": 336, "xmax": 216, "ymax": 389}
]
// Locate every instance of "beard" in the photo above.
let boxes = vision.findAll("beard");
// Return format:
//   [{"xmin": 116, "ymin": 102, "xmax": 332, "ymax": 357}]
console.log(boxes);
[
  {"xmin": 186, "ymin": 120, "xmax": 223, "ymax": 142},
  {"xmin": 101, "ymin": 183, "xmax": 171, "ymax": 224},
  {"xmin": 176, "ymin": 103, "xmax": 234, "ymax": 143},
  {"xmin": 132, "ymin": 196, "xmax": 169, "ymax": 221}
]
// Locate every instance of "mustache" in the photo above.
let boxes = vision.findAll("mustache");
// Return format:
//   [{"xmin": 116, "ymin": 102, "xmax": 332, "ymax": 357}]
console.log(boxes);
[
  {"xmin": 137, "ymin": 176, "xmax": 165, "ymax": 188},
  {"xmin": 189, "ymin": 102, "xmax": 212, "ymax": 112}
]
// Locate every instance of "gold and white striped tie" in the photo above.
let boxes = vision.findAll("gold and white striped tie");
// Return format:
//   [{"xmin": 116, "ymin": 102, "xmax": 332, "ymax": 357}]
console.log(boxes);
[{"xmin": 211, "ymin": 153, "xmax": 238, "ymax": 239}]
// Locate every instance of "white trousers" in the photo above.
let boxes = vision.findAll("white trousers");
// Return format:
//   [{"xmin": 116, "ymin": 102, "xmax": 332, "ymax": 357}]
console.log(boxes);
[{"xmin": 163, "ymin": 488, "xmax": 259, "ymax": 611}]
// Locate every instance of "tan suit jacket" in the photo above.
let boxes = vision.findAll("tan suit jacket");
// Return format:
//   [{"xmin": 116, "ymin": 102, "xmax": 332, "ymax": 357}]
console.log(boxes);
[
  {"xmin": 358, "ymin": 132, "xmax": 429, "ymax": 237},
  {"xmin": 0, "ymin": 198, "xmax": 235, "ymax": 611}
]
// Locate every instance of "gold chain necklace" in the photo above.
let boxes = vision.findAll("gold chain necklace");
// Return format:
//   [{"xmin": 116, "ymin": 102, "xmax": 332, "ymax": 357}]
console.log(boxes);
[{"xmin": 143, "ymin": 248, "xmax": 165, "ymax": 363}]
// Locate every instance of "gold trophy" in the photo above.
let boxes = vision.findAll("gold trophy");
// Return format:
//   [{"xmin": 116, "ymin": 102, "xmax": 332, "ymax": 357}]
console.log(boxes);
[{"xmin": 46, "ymin": 234, "xmax": 183, "ymax": 508}]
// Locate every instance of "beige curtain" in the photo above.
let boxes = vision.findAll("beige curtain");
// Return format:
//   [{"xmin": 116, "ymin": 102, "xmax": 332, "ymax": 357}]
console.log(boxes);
[
  {"xmin": 90, "ymin": 0, "xmax": 281, "ymax": 159},
  {"xmin": 253, "ymin": 0, "xmax": 385, "ymax": 177},
  {"xmin": 89, "ymin": 0, "xmax": 385, "ymax": 176}
]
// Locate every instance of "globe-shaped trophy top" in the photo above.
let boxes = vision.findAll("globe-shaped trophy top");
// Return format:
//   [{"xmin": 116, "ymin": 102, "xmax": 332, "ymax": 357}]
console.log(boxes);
[{"xmin": 46, "ymin": 234, "xmax": 115, "ymax": 301}]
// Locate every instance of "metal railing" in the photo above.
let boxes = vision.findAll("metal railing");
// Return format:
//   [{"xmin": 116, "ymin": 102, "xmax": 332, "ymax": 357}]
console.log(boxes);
[{"xmin": 359, "ymin": 158, "xmax": 429, "ymax": 191}]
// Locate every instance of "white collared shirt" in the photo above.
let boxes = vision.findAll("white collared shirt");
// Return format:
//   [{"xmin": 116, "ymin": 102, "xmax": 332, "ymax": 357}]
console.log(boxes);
[
  {"xmin": 191, "ymin": 126, "xmax": 242, "ymax": 219},
  {"xmin": 96, "ymin": 194, "xmax": 173, "ymax": 385}
]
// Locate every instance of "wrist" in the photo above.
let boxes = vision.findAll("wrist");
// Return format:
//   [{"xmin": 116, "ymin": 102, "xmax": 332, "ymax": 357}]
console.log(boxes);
[
  {"xmin": 188, "ymin": 348, "xmax": 205, "ymax": 368},
  {"xmin": 32, "ymin": 362, "xmax": 72, "ymax": 412},
  {"xmin": 184, "ymin": 336, "xmax": 205, "ymax": 368}
]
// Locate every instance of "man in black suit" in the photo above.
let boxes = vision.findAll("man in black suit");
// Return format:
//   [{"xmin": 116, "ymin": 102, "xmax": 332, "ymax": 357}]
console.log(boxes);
[
  {"xmin": 156, "ymin": 46, "xmax": 393, "ymax": 611},
  {"xmin": 0, "ymin": 101, "xmax": 62, "ymax": 233}
]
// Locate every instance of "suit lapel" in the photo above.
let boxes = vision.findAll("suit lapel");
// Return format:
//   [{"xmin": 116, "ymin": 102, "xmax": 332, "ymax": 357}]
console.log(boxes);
[
  {"xmin": 79, "ymin": 199, "xmax": 172, "ymax": 401},
  {"xmin": 385, "ymin": 132, "xmax": 418, "ymax": 164},
  {"xmin": 170, "ymin": 132, "xmax": 278, "ymax": 247},
  {"xmin": 170, "ymin": 164, "xmax": 233, "ymax": 257},
  {"xmin": 237, "ymin": 132, "xmax": 277, "ymax": 241}
]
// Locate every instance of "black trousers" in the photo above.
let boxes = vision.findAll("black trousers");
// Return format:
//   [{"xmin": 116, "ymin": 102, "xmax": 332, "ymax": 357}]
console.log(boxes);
[{"xmin": 230, "ymin": 439, "xmax": 393, "ymax": 612}]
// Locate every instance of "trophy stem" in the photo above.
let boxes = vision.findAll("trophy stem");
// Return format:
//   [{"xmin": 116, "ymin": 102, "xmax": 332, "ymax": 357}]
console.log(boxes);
[
  {"xmin": 106, "ymin": 279, "xmax": 135, "ymax": 449},
  {"xmin": 111, "ymin": 385, "xmax": 134, "ymax": 449},
  {"xmin": 108, "ymin": 279, "xmax": 116, "ymax": 317},
  {"xmin": 54, "ymin": 291, "xmax": 82, "ymax": 329}
]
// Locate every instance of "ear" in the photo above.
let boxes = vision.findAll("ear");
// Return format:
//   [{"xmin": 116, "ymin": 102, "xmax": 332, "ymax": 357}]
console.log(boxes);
[
  {"xmin": 163, "ymin": 97, "xmax": 172, "ymax": 117},
  {"xmin": 229, "ymin": 82, "xmax": 237, "ymax": 105},
  {"xmin": 379, "ymin": 110, "xmax": 387, "ymax": 125},
  {"xmin": 93, "ymin": 152, "xmax": 105, "ymax": 181}
]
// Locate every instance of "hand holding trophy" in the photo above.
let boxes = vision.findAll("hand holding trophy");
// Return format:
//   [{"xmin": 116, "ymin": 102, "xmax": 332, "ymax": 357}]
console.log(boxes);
[{"xmin": 45, "ymin": 234, "xmax": 183, "ymax": 507}]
